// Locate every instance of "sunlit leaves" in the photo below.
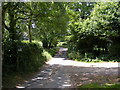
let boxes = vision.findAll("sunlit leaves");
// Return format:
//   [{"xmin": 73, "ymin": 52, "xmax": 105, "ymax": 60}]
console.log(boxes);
[{"xmin": 81, "ymin": 2, "xmax": 120, "ymax": 37}]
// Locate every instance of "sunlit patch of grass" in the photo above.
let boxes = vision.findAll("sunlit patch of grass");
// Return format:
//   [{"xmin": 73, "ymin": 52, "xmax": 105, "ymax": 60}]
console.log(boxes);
[
  {"xmin": 42, "ymin": 50, "xmax": 52, "ymax": 60},
  {"xmin": 75, "ymin": 57, "xmax": 103, "ymax": 63},
  {"xmin": 76, "ymin": 58, "xmax": 119, "ymax": 63},
  {"xmin": 78, "ymin": 83, "xmax": 120, "ymax": 88}
]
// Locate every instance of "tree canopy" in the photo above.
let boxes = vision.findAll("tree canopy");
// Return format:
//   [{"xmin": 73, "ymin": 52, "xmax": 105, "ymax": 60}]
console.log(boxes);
[{"xmin": 2, "ymin": 2, "xmax": 120, "ymax": 71}]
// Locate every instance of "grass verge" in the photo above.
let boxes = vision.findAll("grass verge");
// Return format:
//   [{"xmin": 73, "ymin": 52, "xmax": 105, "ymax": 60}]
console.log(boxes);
[{"xmin": 78, "ymin": 83, "xmax": 120, "ymax": 89}]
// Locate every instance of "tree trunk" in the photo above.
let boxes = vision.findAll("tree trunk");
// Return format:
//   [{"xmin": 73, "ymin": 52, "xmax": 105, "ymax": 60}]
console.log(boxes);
[
  {"xmin": 28, "ymin": 16, "xmax": 32, "ymax": 43},
  {"xmin": 7, "ymin": 5, "xmax": 18, "ymax": 70},
  {"xmin": 28, "ymin": 22, "xmax": 32, "ymax": 43},
  {"xmin": 2, "ymin": 3, "xmax": 5, "ymax": 37}
]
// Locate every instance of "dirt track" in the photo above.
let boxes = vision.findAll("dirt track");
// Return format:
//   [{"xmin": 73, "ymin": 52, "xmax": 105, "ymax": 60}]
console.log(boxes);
[{"xmin": 16, "ymin": 47, "xmax": 120, "ymax": 88}]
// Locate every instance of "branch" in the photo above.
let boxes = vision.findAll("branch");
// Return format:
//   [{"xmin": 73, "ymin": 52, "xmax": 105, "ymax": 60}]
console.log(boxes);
[{"xmin": 2, "ymin": 20, "xmax": 10, "ymax": 31}]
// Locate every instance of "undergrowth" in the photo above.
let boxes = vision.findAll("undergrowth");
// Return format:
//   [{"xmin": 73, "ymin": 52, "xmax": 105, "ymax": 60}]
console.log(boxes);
[{"xmin": 67, "ymin": 50, "xmax": 120, "ymax": 63}]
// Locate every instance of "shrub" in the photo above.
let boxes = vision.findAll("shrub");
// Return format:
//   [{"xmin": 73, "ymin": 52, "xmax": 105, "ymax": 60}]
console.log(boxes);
[
  {"xmin": 67, "ymin": 50, "xmax": 84, "ymax": 60},
  {"xmin": 42, "ymin": 50, "xmax": 52, "ymax": 60},
  {"xmin": 45, "ymin": 47, "xmax": 59, "ymax": 56},
  {"xmin": 3, "ymin": 40, "xmax": 47, "ymax": 75},
  {"xmin": 109, "ymin": 43, "xmax": 120, "ymax": 57}
]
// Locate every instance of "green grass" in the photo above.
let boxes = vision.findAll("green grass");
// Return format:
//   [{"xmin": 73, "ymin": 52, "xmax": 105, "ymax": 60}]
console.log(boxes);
[
  {"xmin": 75, "ymin": 58, "xmax": 118, "ymax": 63},
  {"xmin": 74, "ymin": 57, "xmax": 119, "ymax": 63},
  {"xmin": 75, "ymin": 59, "xmax": 104, "ymax": 63},
  {"xmin": 42, "ymin": 50, "xmax": 52, "ymax": 60},
  {"xmin": 79, "ymin": 83, "xmax": 120, "ymax": 88}
]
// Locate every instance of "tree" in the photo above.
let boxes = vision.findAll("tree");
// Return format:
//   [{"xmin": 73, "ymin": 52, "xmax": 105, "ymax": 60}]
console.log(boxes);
[
  {"xmin": 32, "ymin": 2, "xmax": 69, "ymax": 48},
  {"xmin": 68, "ymin": 2, "xmax": 120, "ymax": 57},
  {"xmin": 66, "ymin": 2, "xmax": 95, "ymax": 50}
]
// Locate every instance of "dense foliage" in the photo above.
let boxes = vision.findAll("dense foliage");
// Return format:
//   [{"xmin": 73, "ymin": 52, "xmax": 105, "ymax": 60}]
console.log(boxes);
[
  {"xmin": 3, "ymin": 41, "xmax": 45, "ymax": 73},
  {"xmin": 2, "ymin": 1, "xmax": 120, "ymax": 87},
  {"xmin": 67, "ymin": 2, "xmax": 120, "ymax": 62}
]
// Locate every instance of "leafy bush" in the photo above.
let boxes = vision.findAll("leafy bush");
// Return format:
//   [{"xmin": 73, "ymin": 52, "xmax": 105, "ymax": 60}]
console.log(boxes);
[
  {"xmin": 67, "ymin": 49, "xmax": 120, "ymax": 62},
  {"xmin": 42, "ymin": 50, "xmax": 52, "ymax": 60},
  {"xmin": 109, "ymin": 43, "xmax": 120, "ymax": 57},
  {"xmin": 67, "ymin": 50, "xmax": 84, "ymax": 60},
  {"xmin": 45, "ymin": 47, "xmax": 59, "ymax": 56},
  {"xmin": 3, "ymin": 41, "xmax": 48, "ymax": 75}
]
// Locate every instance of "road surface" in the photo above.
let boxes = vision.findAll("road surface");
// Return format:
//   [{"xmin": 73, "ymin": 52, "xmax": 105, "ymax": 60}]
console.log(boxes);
[{"xmin": 16, "ymin": 47, "xmax": 120, "ymax": 88}]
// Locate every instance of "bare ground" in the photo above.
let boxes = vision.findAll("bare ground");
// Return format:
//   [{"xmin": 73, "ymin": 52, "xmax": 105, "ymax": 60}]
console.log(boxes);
[{"xmin": 16, "ymin": 47, "xmax": 120, "ymax": 88}]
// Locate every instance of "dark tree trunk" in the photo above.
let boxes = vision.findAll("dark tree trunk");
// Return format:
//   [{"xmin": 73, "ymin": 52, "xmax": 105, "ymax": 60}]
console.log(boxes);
[
  {"xmin": 28, "ymin": 23, "xmax": 32, "ymax": 43},
  {"xmin": 28, "ymin": 16, "xmax": 32, "ymax": 43}
]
